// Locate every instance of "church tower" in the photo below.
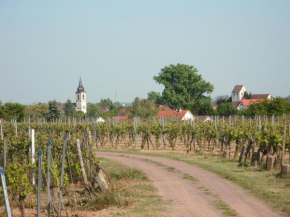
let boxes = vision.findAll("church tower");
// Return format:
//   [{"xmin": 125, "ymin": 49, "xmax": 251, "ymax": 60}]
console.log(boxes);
[{"xmin": 75, "ymin": 78, "xmax": 87, "ymax": 113}]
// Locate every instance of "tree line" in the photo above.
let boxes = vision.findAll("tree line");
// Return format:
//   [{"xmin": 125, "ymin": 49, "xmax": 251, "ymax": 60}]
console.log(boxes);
[{"xmin": 1, "ymin": 63, "xmax": 290, "ymax": 121}]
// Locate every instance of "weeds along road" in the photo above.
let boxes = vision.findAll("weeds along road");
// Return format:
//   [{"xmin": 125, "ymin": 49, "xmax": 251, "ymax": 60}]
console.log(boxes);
[{"xmin": 97, "ymin": 152, "xmax": 282, "ymax": 217}]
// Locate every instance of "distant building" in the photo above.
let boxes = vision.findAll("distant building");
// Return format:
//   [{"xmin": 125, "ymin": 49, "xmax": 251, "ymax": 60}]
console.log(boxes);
[
  {"xmin": 231, "ymin": 85, "xmax": 247, "ymax": 102},
  {"xmin": 236, "ymin": 99, "xmax": 263, "ymax": 110},
  {"xmin": 75, "ymin": 78, "xmax": 87, "ymax": 113},
  {"xmin": 251, "ymin": 94, "xmax": 272, "ymax": 100},
  {"xmin": 231, "ymin": 85, "xmax": 271, "ymax": 109},
  {"xmin": 156, "ymin": 110, "xmax": 194, "ymax": 121}
]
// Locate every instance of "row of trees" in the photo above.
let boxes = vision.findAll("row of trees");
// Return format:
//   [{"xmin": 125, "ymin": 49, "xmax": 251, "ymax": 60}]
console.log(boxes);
[{"xmin": 1, "ymin": 63, "xmax": 290, "ymax": 120}]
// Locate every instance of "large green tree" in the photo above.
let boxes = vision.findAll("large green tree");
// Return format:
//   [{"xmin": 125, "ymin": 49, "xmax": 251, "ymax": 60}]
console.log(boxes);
[
  {"xmin": 153, "ymin": 64, "xmax": 214, "ymax": 114},
  {"xmin": 3, "ymin": 102, "xmax": 25, "ymax": 120},
  {"xmin": 147, "ymin": 91, "xmax": 163, "ymax": 104}
]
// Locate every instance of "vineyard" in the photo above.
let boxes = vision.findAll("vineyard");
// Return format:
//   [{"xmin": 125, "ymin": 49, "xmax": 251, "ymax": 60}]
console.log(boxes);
[{"xmin": 0, "ymin": 115, "xmax": 290, "ymax": 216}]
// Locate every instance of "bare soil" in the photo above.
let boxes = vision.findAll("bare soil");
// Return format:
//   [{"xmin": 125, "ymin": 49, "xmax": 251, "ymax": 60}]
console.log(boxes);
[{"xmin": 97, "ymin": 152, "xmax": 283, "ymax": 217}]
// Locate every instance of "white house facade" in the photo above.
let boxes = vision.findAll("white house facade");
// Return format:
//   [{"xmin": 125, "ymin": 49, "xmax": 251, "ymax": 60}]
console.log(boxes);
[
  {"xmin": 231, "ymin": 85, "xmax": 247, "ymax": 102},
  {"xmin": 75, "ymin": 78, "xmax": 87, "ymax": 113},
  {"xmin": 182, "ymin": 111, "xmax": 195, "ymax": 121}
]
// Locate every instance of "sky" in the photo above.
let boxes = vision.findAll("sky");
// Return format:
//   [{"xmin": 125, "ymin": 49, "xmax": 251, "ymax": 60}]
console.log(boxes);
[{"xmin": 1, "ymin": 0, "xmax": 290, "ymax": 104}]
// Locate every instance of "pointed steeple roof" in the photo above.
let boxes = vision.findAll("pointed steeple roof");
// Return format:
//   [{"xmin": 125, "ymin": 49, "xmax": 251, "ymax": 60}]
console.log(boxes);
[{"xmin": 76, "ymin": 78, "xmax": 85, "ymax": 92}]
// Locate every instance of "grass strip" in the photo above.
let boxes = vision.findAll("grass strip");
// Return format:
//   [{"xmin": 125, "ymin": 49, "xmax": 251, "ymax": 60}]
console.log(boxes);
[{"xmin": 89, "ymin": 157, "xmax": 165, "ymax": 216}]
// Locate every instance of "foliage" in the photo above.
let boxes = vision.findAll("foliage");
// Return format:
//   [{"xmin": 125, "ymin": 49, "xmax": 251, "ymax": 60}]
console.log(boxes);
[
  {"xmin": 147, "ymin": 91, "xmax": 163, "ymax": 104},
  {"xmin": 87, "ymin": 104, "xmax": 101, "ymax": 117},
  {"xmin": 153, "ymin": 63, "xmax": 214, "ymax": 114},
  {"xmin": 196, "ymin": 97, "xmax": 215, "ymax": 116},
  {"xmin": 217, "ymin": 103, "xmax": 237, "ymax": 116},
  {"xmin": 74, "ymin": 110, "xmax": 85, "ymax": 118},
  {"xmin": 46, "ymin": 100, "xmax": 61, "ymax": 120},
  {"xmin": 130, "ymin": 97, "xmax": 159, "ymax": 119},
  {"xmin": 3, "ymin": 102, "xmax": 25, "ymax": 120},
  {"xmin": 244, "ymin": 92, "xmax": 252, "ymax": 99},
  {"xmin": 102, "ymin": 110, "xmax": 116, "ymax": 118},
  {"xmin": 215, "ymin": 95, "xmax": 230, "ymax": 105},
  {"xmin": 0, "ymin": 101, "xmax": 5, "ymax": 118},
  {"xmin": 242, "ymin": 98, "xmax": 290, "ymax": 116},
  {"xmin": 99, "ymin": 98, "xmax": 113, "ymax": 107},
  {"xmin": 25, "ymin": 103, "xmax": 48, "ymax": 120},
  {"xmin": 64, "ymin": 99, "xmax": 75, "ymax": 117}
]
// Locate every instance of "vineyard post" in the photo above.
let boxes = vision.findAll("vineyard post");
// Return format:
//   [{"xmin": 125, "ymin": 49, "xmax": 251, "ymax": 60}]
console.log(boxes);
[
  {"xmin": 28, "ymin": 126, "xmax": 31, "ymax": 138},
  {"xmin": 58, "ymin": 135, "xmax": 67, "ymax": 215},
  {"xmin": 272, "ymin": 115, "xmax": 275, "ymax": 129},
  {"xmin": 4, "ymin": 139, "xmax": 7, "ymax": 170},
  {"xmin": 28, "ymin": 116, "xmax": 30, "ymax": 125},
  {"xmin": 242, "ymin": 115, "xmax": 244, "ymax": 125},
  {"xmin": 32, "ymin": 129, "xmax": 36, "ymax": 185},
  {"xmin": 37, "ymin": 150, "xmax": 43, "ymax": 217},
  {"xmin": 47, "ymin": 141, "xmax": 51, "ymax": 217},
  {"xmin": 0, "ymin": 167, "xmax": 12, "ymax": 217},
  {"xmin": 259, "ymin": 116, "xmax": 262, "ymax": 132},
  {"xmin": 1, "ymin": 123, "xmax": 3, "ymax": 140},
  {"xmin": 281, "ymin": 121, "xmax": 286, "ymax": 171},
  {"xmin": 76, "ymin": 138, "xmax": 88, "ymax": 185},
  {"xmin": 15, "ymin": 119, "xmax": 18, "ymax": 136}
]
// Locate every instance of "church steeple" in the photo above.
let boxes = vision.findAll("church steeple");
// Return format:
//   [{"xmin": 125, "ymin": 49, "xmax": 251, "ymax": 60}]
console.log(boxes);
[
  {"xmin": 77, "ymin": 78, "xmax": 85, "ymax": 92},
  {"xmin": 75, "ymin": 78, "xmax": 87, "ymax": 113}
]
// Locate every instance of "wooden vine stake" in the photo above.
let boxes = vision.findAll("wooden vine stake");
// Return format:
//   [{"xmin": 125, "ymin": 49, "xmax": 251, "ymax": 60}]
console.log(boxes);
[
  {"xmin": 0, "ymin": 167, "xmax": 12, "ymax": 217},
  {"xmin": 281, "ymin": 121, "xmax": 290, "ymax": 176},
  {"xmin": 58, "ymin": 136, "xmax": 67, "ymax": 216},
  {"xmin": 32, "ymin": 129, "xmax": 36, "ymax": 185},
  {"xmin": 4, "ymin": 140, "xmax": 7, "ymax": 170},
  {"xmin": 0, "ymin": 123, "xmax": 3, "ymax": 140},
  {"xmin": 76, "ymin": 138, "xmax": 88, "ymax": 185},
  {"xmin": 47, "ymin": 141, "xmax": 51, "ymax": 217},
  {"xmin": 37, "ymin": 150, "xmax": 43, "ymax": 217}
]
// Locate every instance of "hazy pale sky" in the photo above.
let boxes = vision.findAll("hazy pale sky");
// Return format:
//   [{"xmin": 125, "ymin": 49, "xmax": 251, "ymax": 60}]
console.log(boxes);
[{"xmin": 1, "ymin": 0, "xmax": 289, "ymax": 104}]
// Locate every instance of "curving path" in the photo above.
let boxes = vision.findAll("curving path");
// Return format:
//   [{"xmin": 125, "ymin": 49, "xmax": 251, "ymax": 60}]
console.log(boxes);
[{"xmin": 97, "ymin": 152, "xmax": 283, "ymax": 217}]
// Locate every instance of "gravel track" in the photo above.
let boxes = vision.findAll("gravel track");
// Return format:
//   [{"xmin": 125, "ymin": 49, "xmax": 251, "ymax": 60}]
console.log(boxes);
[{"xmin": 97, "ymin": 152, "xmax": 283, "ymax": 217}]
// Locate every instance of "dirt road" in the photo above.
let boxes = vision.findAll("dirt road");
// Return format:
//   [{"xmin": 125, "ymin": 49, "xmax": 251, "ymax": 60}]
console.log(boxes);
[{"xmin": 97, "ymin": 152, "xmax": 282, "ymax": 217}]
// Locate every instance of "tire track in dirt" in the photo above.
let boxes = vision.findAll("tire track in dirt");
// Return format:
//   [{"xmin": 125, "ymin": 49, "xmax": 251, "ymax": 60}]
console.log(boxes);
[
  {"xmin": 98, "ymin": 153, "xmax": 223, "ymax": 217},
  {"xmin": 97, "ymin": 152, "xmax": 283, "ymax": 217}
]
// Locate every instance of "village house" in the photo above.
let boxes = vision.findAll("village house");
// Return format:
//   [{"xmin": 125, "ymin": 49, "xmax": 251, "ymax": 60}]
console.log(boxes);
[
  {"xmin": 236, "ymin": 99, "xmax": 262, "ymax": 110},
  {"xmin": 156, "ymin": 109, "xmax": 194, "ymax": 121},
  {"xmin": 231, "ymin": 85, "xmax": 271, "ymax": 110}
]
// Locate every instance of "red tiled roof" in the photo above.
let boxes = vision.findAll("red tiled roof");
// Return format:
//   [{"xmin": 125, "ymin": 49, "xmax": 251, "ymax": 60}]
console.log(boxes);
[
  {"xmin": 156, "ymin": 110, "xmax": 190, "ymax": 119},
  {"xmin": 251, "ymin": 94, "xmax": 270, "ymax": 99},
  {"xmin": 232, "ymin": 85, "xmax": 244, "ymax": 93},
  {"xmin": 212, "ymin": 106, "xmax": 217, "ymax": 110},
  {"xmin": 239, "ymin": 99, "xmax": 263, "ymax": 108}
]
